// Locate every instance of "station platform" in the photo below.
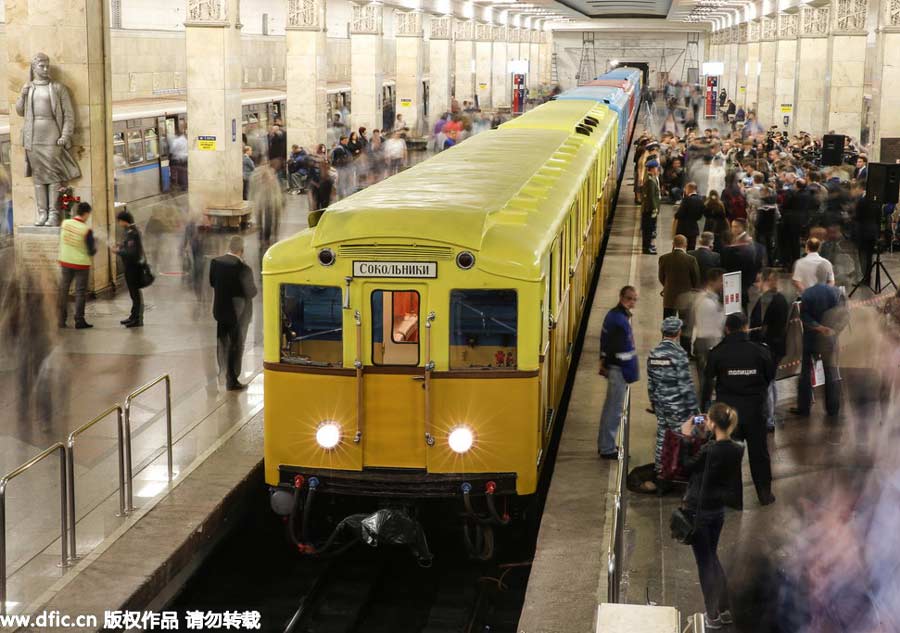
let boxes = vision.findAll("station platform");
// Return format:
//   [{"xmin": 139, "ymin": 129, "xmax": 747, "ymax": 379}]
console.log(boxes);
[
  {"xmin": 519, "ymin": 144, "xmax": 900, "ymax": 631},
  {"xmin": 0, "ymin": 190, "xmax": 310, "ymax": 621}
]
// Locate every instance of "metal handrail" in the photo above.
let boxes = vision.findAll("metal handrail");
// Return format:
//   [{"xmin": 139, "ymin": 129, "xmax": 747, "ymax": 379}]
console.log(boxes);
[
  {"xmin": 0, "ymin": 443, "xmax": 69, "ymax": 615},
  {"xmin": 66, "ymin": 405, "xmax": 125, "ymax": 562},
  {"xmin": 607, "ymin": 386, "xmax": 631, "ymax": 603},
  {"xmin": 123, "ymin": 374, "xmax": 174, "ymax": 513}
]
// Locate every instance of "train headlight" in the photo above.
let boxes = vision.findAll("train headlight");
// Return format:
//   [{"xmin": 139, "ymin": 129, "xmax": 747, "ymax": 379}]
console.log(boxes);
[
  {"xmin": 316, "ymin": 421, "xmax": 342, "ymax": 449},
  {"xmin": 448, "ymin": 426, "xmax": 475, "ymax": 454}
]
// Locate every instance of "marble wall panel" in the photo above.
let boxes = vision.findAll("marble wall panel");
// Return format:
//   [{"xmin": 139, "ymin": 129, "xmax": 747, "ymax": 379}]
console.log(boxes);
[
  {"xmin": 746, "ymin": 42, "xmax": 760, "ymax": 111},
  {"xmin": 491, "ymin": 40, "xmax": 509, "ymax": 109},
  {"xmin": 455, "ymin": 39, "xmax": 475, "ymax": 103},
  {"xmin": 429, "ymin": 38, "xmax": 451, "ymax": 124}
]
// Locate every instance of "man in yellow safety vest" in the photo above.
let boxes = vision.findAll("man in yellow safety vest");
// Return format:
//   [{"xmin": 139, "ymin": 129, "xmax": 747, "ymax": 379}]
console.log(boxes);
[{"xmin": 58, "ymin": 202, "xmax": 97, "ymax": 329}]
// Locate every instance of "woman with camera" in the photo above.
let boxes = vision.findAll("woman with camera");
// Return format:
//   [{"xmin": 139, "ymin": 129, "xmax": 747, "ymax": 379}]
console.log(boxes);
[{"xmin": 678, "ymin": 403, "xmax": 744, "ymax": 630}]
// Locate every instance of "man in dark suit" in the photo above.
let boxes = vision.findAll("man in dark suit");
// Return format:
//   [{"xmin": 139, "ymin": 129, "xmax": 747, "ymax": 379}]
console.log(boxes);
[
  {"xmin": 641, "ymin": 160, "xmax": 661, "ymax": 254},
  {"xmin": 673, "ymin": 181, "xmax": 705, "ymax": 251},
  {"xmin": 210, "ymin": 236, "xmax": 258, "ymax": 390},
  {"xmin": 658, "ymin": 234, "xmax": 700, "ymax": 351},
  {"xmin": 688, "ymin": 231, "xmax": 721, "ymax": 283}
]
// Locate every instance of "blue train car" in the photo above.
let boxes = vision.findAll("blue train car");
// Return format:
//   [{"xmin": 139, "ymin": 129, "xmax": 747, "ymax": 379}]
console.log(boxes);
[{"xmin": 555, "ymin": 86, "xmax": 632, "ymax": 172}]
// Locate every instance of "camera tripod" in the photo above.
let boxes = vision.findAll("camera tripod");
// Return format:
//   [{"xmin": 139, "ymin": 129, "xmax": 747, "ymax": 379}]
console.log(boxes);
[{"xmin": 849, "ymin": 248, "xmax": 897, "ymax": 297}]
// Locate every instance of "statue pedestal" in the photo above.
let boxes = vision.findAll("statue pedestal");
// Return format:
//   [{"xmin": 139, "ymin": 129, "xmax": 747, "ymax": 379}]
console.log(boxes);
[{"xmin": 206, "ymin": 201, "xmax": 252, "ymax": 230}]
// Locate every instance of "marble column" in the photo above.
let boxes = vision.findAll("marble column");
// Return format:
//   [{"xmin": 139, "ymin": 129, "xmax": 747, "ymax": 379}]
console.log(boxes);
[
  {"xmin": 774, "ymin": 12, "xmax": 799, "ymax": 133},
  {"xmin": 825, "ymin": 0, "xmax": 867, "ymax": 138},
  {"xmin": 286, "ymin": 0, "xmax": 327, "ymax": 151},
  {"xmin": 871, "ymin": 0, "xmax": 900, "ymax": 159},
  {"xmin": 745, "ymin": 21, "xmax": 760, "ymax": 112},
  {"xmin": 475, "ymin": 22, "xmax": 493, "ymax": 110},
  {"xmin": 795, "ymin": 5, "xmax": 830, "ymax": 136},
  {"xmin": 428, "ymin": 15, "xmax": 452, "ymax": 122},
  {"xmin": 518, "ymin": 29, "xmax": 531, "ymax": 84},
  {"xmin": 529, "ymin": 29, "xmax": 541, "ymax": 88},
  {"xmin": 351, "ymin": 1, "xmax": 384, "ymax": 132},
  {"xmin": 454, "ymin": 19, "xmax": 475, "ymax": 104},
  {"xmin": 185, "ymin": 0, "xmax": 244, "ymax": 222},
  {"xmin": 736, "ymin": 23, "xmax": 749, "ymax": 109},
  {"xmin": 7, "ymin": 0, "xmax": 116, "ymax": 289},
  {"xmin": 395, "ymin": 10, "xmax": 425, "ymax": 135},
  {"xmin": 491, "ymin": 25, "xmax": 510, "ymax": 108},
  {"xmin": 757, "ymin": 16, "xmax": 777, "ymax": 126},
  {"xmin": 727, "ymin": 27, "xmax": 739, "ymax": 99}
]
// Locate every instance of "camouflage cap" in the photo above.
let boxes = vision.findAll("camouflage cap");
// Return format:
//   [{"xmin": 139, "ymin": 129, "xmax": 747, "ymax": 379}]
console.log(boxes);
[{"xmin": 661, "ymin": 316, "xmax": 683, "ymax": 336}]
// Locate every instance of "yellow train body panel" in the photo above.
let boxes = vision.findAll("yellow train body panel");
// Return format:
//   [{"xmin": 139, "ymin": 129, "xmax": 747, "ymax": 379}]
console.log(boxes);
[{"xmin": 262, "ymin": 103, "xmax": 620, "ymax": 502}]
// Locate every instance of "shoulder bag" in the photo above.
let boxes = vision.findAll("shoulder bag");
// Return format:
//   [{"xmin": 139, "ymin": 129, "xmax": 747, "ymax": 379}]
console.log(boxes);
[
  {"xmin": 138, "ymin": 232, "xmax": 155, "ymax": 289},
  {"xmin": 669, "ymin": 444, "xmax": 711, "ymax": 545}
]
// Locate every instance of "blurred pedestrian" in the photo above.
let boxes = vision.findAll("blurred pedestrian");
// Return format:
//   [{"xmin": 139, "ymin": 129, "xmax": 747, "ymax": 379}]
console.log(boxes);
[
  {"xmin": 749, "ymin": 268, "xmax": 789, "ymax": 431},
  {"xmin": 112, "ymin": 210, "xmax": 145, "ymax": 328},
  {"xmin": 242, "ymin": 145, "xmax": 254, "ymax": 201},
  {"xmin": 688, "ymin": 231, "xmax": 721, "ymax": 281},
  {"xmin": 692, "ymin": 268, "xmax": 725, "ymax": 401},
  {"xmin": 209, "ymin": 236, "xmax": 257, "ymax": 391},
  {"xmin": 250, "ymin": 164, "xmax": 284, "ymax": 264},
  {"xmin": 58, "ymin": 201, "xmax": 97, "ymax": 329}
]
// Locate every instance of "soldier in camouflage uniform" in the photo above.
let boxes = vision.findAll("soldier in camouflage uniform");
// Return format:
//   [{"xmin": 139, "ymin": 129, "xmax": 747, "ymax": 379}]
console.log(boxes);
[{"xmin": 648, "ymin": 316, "xmax": 699, "ymax": 475}]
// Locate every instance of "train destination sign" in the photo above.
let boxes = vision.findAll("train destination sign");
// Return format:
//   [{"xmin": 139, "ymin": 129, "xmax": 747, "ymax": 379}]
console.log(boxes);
[{"xmin": 353, "ymin": 261, "xmax": 438, "ymax": 278}]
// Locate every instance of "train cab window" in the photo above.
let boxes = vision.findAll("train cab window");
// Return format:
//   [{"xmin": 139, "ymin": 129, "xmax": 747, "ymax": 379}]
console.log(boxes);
[
  {"xmin": 126, "ymin": 130, "xmax": 143, "ymax": 164},
  {"xmin": 280, "ymin": 284, "xmax": 343, "ymax": 367},
  {"xmin": 0, "ymin": 141, "xmax": 10, "ymax": 167},
  {"xmin": 144, "ymin": 129, "xmax": 159, "ymax": 161},
  {"xmin": 371, "ymin": 290, "xmax": 420, "ymax": 366},
  {"xmin": 449, "ymin": 290, "xmax": 517, "ymax": 370}
]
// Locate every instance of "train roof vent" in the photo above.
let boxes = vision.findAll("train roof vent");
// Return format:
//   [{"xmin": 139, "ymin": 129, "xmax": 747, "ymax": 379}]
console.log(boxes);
[
  {"xmin": 575, "ymin": 125, "xmax": 591, "ymax": 136},
  {"xmin": 583, "ymin": 115, "xmax": 599, "ymax": 126}
]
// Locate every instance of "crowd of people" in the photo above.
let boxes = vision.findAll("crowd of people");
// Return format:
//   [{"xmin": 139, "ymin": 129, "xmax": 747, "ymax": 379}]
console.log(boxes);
[{"xmin": 596, "ymin": 95, "xmax": 900, "ymax": 629}]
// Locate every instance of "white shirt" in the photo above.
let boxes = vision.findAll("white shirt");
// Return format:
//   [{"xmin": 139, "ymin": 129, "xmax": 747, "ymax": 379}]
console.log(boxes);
[{"xmin": 792, "ymin": 252, "xmax": 835, "ymax": 290}]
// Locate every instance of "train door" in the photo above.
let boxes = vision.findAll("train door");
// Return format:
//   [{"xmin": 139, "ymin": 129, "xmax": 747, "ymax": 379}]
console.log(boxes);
[
  {"xmin": 362, "ymin": 285, "xmax": 427, "ymax": 468},
  {"xmin": 157, "ymin": 115, "xmax": 171, "ymax": 193}
]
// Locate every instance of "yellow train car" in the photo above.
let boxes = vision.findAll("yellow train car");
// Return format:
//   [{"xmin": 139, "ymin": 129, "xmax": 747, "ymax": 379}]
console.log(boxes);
[{"xmin": 262, "ymin": 101, "xmax": 619, "ymax": 551}]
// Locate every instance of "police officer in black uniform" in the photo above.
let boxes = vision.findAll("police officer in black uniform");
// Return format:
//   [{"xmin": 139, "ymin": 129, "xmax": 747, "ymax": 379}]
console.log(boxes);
[{"xmin": 701, "ymin": 312, "xmax": 776, "ymax": 505}]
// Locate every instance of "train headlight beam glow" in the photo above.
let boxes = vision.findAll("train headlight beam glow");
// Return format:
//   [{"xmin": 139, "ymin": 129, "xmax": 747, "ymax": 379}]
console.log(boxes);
[
  {"xmin": 448, "ymin": 426, "xmax": 475, "ymax": 454},
  {"xmin": 316, "ymin": 421, "xmax": 342, "ymax": 449}
]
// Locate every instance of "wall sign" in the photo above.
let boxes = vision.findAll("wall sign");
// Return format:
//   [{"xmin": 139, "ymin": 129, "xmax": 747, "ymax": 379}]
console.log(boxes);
[
  {"xmin": 197, "ymin": 136, "xmax": 217, "ymax": 151},
  {"xmin": 353, "ymin": 261, "xmax": 437, "ymax": 278},
  {"xmin": 399, "ymin": 98, "xmax": 412, "ymax": 108},
  {"xmin": 723, "ymin": 271, "xmax": 742, "ymax": 315}
]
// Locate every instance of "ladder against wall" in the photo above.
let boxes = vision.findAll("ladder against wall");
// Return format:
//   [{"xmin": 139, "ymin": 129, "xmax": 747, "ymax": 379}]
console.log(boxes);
[{"xmin": 575, "ymin": 32, "xmax": 598, "ymax": 86}]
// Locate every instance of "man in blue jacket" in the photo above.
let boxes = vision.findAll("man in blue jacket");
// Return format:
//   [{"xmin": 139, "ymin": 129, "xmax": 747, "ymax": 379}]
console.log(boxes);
[{"xmin": 598, "ymin": 286, "xmax": 640, "ymax": 458}]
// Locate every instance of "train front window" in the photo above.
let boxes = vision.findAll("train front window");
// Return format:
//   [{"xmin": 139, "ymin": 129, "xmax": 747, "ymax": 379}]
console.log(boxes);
[
  {"xmin": 450, "ymin": 290, "xmax": 517, "ymax": 370},
  {"xmin": 371, "ymin": 290, "xmax": 420, "ymax": 366},
  {"xmin": 280, "ymin": 284, "xmax": 343, "ymax": 367}
]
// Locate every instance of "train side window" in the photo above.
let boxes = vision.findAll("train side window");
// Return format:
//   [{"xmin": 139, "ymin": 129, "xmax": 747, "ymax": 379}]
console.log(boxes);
[
  {"xmin": 371, "ymin": 290, "xmax": 420, "ymax": 366},
  {"xmin": 449, "ymin": 290, "xmax": 517, "ymax": 370},
  {"xmin": 113, "ymin": 133, "xmax": 126, "ymax": 169},
  {"xmin": 144, "ymin": 129, "xmax": 159, "ymax": 161},
  {"xmin": 126, "ymin": 131, "xmax": 143, "ymax": 164},
  {"xmin": 280, "ymin": 284, "xmax": 343, "ymax": 367},
  {"xmin": 0, "ymin": 141, "xmax": 10, "ymax": 166}
]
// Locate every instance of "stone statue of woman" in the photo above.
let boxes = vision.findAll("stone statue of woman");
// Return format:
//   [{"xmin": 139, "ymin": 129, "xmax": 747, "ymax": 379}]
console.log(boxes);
[{"xmin": 15, "ymin": 53, "xmax": 81, "ymax": 227}]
